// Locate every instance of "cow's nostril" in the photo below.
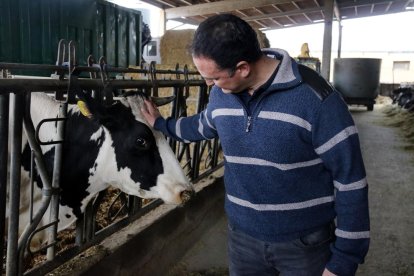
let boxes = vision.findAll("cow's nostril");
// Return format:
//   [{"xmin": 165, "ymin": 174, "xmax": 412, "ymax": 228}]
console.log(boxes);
[{"xmin": 180, "ymin": 190, "xmax": 195, "ymax": 203}]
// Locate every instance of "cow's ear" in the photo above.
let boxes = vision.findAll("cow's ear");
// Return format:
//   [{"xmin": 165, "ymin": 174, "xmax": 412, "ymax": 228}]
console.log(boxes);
[
  {"xmin": 76, "ymin": 90, "xmax": 122, "ymax": 130},
  {"xmin": 76, "ymin": 91, "xmax": 110, "ymax": 122}
]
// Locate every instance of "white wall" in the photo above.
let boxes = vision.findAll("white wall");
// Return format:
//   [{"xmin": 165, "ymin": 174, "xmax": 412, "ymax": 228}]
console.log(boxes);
[{"xmin": 264, "ymin": 11, "xmax": 414, "ymax": 85}]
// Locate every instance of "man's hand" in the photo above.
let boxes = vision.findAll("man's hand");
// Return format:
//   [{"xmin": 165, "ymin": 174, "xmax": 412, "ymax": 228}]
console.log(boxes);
[
  {"xmin": 322, "ymin": 268, "xmax": 337, "ymax": 276},
  {"xmin": 141, "ymin": 99, "xmax": 162, "ymax": 127}
]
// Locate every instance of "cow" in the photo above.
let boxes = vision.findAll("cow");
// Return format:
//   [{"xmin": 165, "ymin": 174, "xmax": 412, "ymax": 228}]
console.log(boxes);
[{"xmin": 8, "ymin": 90, "xmax": 193, "ymax": 250}]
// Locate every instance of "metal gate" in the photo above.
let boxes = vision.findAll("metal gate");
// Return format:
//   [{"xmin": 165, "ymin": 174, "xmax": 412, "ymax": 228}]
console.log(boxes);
[{"xmin": 0, "ymin": 40, "xmax": 223, "ymax": 276}]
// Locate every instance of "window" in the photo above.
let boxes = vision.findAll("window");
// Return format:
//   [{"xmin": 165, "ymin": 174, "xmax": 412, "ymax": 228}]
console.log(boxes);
[
  {"xmin": 146, "ymin": 41, "xmax": 157, "ymax": 57},
  {"xmin": 393, "ymin": 61, "xmax": 410, "ymax": 71}
]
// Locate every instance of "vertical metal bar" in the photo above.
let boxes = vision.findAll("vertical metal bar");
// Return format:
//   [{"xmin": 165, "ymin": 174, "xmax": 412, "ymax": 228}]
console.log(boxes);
[
  {"xmin": 6, "ymin": 92, "xmax": 24, "ymax": 276},
  {"xmin": 84, "ymin": 202, "xmax": 95, "ymax": 242},
  {"xmin": 18, "ymin": 92, "xmax": 54, "ymax": 274},
  {"xmin": 0, "ymin": 93, "xmax": 9, "ymax": 266},
  {"xmin": 75, "ymin": 217, "xmax": 85, "ymax": 246},
  {"xmin": 169, "ymin": 86, "xmax": 181, "ymax": 152},
  {"xmin": 46, "ymin": 102, "xmax": 67, "ymax": 260},
  {"xmin": 191, "ymin": 84, "xmax": 207, "ymax": 180},
  {"xmin": 212, "ymin": 138, "xmax": 220, "ymax": 168},
  {"xmin": 128, "ymin": 195, "xmax": 142, "ymax": 216},
  {"xmin": 321, "ymin": 0, "xmax": 334, "ymax": 81},
  {"xmin": 333, "ymin": 0, "xmax": 342, "ymax": 59},
  {"xmin": 192, "ymin": 141, "xmax": 201, "ymax": 180},
  {"xmin": 337, "ymin": 22, "xmax": 343, "ymax": 58},
  {"xmin": 29, "ymin": 150, "xmax": 35, "ymax": 222}
]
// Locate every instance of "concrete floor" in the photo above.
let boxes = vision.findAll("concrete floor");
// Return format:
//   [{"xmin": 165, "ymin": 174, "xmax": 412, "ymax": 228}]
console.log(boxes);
[{"xmin": 174, "ymin": 104, "xmax": 414, "ymax": 276}]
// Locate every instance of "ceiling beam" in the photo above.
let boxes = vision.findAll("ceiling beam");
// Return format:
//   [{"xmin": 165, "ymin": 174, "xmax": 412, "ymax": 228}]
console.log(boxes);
[
  {"xmin": 165, "ymin": 0, "xmax": 295, "ymax": 19},
  {"xmin": 242, "ymin": 7, "xmax": 323, "ymax": 21},
  {"xmin": 333, "ymin": 0, "xmax": 341, "ymax": 20},
  {"xmin": 338, "ymin": 0, "xmax": 396, "ymax": 8}
]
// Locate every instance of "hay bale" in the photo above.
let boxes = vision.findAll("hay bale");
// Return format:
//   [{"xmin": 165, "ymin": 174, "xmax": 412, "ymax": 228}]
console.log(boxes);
[
  {"xmin": 159, "ymin": 28, "xmax": 270, "ymax": 67},
  {"xmin": 160, "ymin": 29, "xmax": 195, "ymax": 67},
  {"xmin": 255, "ymin": 29, "xmax": 270, "ymax": 49},
  {"xmin": 381, "ymin": 104, "xmax": 414, "ymax": 150}
]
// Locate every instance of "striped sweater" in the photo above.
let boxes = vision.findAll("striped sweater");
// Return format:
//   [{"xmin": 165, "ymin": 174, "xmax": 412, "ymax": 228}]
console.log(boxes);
[{"xmin": 155, "ymin": 49, "xmax": 370, "ymax": 276}]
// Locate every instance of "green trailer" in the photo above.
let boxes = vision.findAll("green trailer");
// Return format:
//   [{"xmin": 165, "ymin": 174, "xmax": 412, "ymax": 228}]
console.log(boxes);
[{"xmin": 0, "ymin": 0, "xmax": 143, "ymax": 74}]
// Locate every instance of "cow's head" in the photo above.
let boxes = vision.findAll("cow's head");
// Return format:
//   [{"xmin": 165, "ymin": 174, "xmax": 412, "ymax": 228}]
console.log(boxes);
[{"xmin": 76, "ymin": 90, "xmax": 193, "ymax": 204}]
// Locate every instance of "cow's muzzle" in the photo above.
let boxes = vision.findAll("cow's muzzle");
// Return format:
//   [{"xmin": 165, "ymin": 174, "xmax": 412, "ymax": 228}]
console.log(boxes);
[{"xmin": 180, "ymin": 189, "xmax": 195, "ymax": 204}]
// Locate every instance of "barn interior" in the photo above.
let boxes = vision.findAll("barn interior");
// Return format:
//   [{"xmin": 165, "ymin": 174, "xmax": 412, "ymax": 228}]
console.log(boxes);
[{"xmin": 1, "ymin": 0, "xmax": 414, "ymax": 275}]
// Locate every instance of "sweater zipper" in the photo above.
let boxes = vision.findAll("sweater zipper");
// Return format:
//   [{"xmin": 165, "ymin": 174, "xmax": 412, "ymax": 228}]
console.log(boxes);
[
  {"xmin": 244, "ymin": 92, "xmax": 269, "ymax": 132},
  {"xmin": 246, "ymin": 116, "xmax": 252, "ymax": 132},
  {"xmin": 233, "ymin": 94, "xmax": 253, "ymax": 133}
]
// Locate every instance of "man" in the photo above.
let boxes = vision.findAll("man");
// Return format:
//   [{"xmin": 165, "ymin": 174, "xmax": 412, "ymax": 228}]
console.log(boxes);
[{"xmin": 142, "ymin": 14, "xmax": 369, "ymax": 276}]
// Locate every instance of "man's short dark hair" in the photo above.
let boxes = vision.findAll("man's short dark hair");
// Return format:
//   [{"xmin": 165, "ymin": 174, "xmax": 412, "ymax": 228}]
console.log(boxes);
[{"xmin": 190, "ymin": 14, "xmax": 263, "ymax": 70}]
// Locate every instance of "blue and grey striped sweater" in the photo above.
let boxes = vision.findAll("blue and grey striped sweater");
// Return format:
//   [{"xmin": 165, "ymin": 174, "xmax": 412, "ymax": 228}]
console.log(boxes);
[{"xmin": 155, "ymin": 49, "xmax": 369, "ymax": 276}]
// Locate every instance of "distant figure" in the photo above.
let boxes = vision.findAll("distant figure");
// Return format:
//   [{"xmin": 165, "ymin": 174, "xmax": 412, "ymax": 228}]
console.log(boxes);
[
  {"xmin": 141, "ymin": 23, "xmax": 152, "ymax": 63},
  {"xmin": 299, "ymin": 42, "xmax": 311, "ymax": 58}
]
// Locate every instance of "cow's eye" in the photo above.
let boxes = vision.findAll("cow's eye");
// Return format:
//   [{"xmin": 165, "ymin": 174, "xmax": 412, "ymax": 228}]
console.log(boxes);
[{"xmin": 135, "ymin": 138, "xmax": 149, "ymax": 150}]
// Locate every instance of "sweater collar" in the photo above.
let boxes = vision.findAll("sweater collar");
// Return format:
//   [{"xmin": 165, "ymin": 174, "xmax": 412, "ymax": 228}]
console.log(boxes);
[{"xmin": 261, "ymin": 48, "xmax": 302, "ymax": 90}]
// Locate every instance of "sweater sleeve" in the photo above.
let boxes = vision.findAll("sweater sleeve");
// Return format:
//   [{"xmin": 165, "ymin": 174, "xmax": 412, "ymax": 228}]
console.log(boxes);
[
  {"xmin": 312, "ymin": 92, "xmax": 370, "ymax": 276},
  {"xmin": 154, "ymin": 104, "xmax": 218, "ymax": 143}
]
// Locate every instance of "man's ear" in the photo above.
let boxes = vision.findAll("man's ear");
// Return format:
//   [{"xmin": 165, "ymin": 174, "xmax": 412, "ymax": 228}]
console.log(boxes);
[{"xmin": 236, "ymin": 61, "xmax": 250, "ymax": 78}]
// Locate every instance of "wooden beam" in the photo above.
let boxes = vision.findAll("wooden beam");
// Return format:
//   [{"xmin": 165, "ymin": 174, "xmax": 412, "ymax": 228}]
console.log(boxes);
[{"xmin": 165, "ymin": 0, "xmax": 294, "ymax": 20}]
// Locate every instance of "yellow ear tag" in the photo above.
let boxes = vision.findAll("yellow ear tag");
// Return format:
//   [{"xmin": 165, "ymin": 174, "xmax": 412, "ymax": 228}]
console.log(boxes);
[{"xmin": 77, "ymin": 100, "xmax": 93, "ymax": 118}]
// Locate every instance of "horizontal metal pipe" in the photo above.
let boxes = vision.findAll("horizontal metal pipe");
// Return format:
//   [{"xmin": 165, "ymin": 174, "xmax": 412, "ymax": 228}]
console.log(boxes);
[
  {"xmin": 0, "ymin": 79, "xmax": 206, "ymax": 93},
  {"xmin": 0, "ymin": 63, "xmax": 200, "ymax": 76},
  {"xmin": 0, "ymin": 62, "xmax": 67, "ymax": 72}
]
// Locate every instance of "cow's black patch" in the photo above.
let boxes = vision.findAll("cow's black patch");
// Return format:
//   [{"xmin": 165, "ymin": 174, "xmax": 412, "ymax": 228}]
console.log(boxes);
[
  {"xmin": 101, "ymin": 102, "xmax": 164, "ymax": 191},
  {"xmin": 57, "ymin": 110, "xmax": 102, "ymax": 217}
]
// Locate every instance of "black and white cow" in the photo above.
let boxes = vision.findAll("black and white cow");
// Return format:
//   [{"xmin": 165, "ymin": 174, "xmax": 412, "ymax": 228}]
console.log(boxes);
[{"xmin": 14, "ymin": 91, "xmax": 192, "ymax": 248}]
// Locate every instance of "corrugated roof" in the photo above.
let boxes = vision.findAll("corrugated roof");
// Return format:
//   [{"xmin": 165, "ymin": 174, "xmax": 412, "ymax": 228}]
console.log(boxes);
[{"xmin": 140, "ymin": 0, "xmax": 414, "ymax": 30}]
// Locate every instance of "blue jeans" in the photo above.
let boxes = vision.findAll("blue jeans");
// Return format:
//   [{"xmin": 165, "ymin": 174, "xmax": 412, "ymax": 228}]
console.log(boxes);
[{"xmin": 227, "ymin": 223, "xmax": 334, "ymax": 276}]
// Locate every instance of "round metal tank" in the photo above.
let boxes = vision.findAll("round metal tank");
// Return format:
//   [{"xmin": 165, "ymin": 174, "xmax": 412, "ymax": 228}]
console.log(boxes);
[{"xmin": 333, "ymin": 58, "xmax": 382, "ymax": 99}]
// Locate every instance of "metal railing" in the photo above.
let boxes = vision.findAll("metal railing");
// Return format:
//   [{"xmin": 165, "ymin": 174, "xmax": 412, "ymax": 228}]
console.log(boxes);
[{"xmin": 0, "ymin": 40, "xmax": 223, "ymax": 276}]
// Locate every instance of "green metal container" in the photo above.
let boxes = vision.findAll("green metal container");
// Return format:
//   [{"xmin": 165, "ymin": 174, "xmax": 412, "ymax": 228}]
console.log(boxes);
[{"xmin": 0, "ymin": 0, "xmax": 142, "ymax": 73}]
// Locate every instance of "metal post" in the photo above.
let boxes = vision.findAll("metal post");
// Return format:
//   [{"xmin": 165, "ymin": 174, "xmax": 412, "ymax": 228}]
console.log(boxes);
[
  {"xmin": 47, "ymin": 102, "xmax": 67, "ymax": 260},
  {"xmin": 18, "ymin": 92, "xmax": 54, "ymax": 274},
  {"xmin": 333, "ymin": 0, "xmax": 342, "ymax": 59},
  {"xmin": 338, "ymin": 23, "xmax": 343, "ymax": 58},
  {"xmin": 321, "ymin": 0, "xmax": 334, "ymax": 81},
  {"xmin": 0, "ymin": 94, "xmax": 9, "ymax": 266},
  {"xmin": 6, "ymin": 93, "xmax": 24, "ymax": 276}
]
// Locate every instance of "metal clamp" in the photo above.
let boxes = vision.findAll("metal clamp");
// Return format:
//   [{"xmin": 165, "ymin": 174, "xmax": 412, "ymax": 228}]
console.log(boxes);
[{"xmin": 35, "ymin": 118, "xmax": 66, "ymax": 145}]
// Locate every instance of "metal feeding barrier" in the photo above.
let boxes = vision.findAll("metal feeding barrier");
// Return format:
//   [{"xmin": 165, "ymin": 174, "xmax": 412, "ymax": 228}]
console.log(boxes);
[{"xmin": 0, "ymin": 40, "xmax": 223, "ymax": 276}]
